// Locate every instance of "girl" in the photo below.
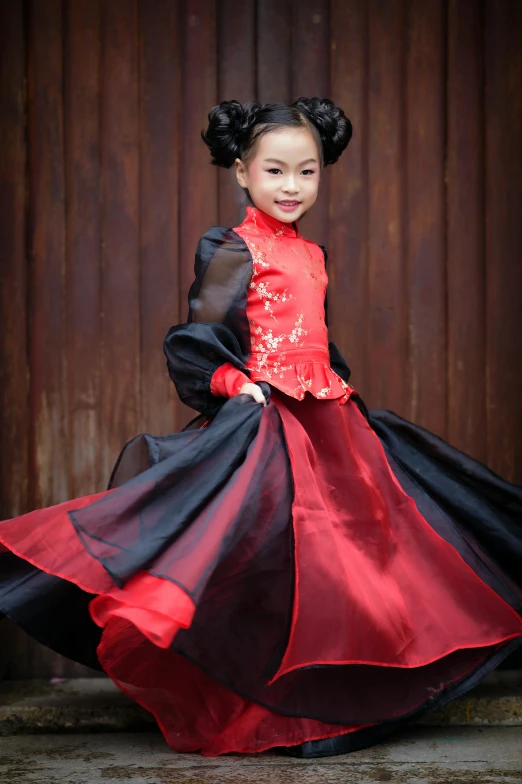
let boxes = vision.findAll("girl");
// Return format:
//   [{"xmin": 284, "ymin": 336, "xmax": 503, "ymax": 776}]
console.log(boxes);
[{"xmin": 1, "ymin": 98, "xmax": 521, "ymax": 758}]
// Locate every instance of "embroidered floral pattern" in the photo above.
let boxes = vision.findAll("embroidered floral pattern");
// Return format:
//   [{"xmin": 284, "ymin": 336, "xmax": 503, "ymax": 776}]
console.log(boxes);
[
  {"xmin": 249, "ymin": 279, "xmax": 293, "ymax": 321},
  {"xmin": 249, "ymin": 351, "xmax": 294, "ymax": 380},
  {"xmin": 249, "ymin": 313, "xmax": 307, "ymax": 354},
  {"xmin": 316, "ymin": 386, "xmax": 333, "ymax": 398},
  {"xmin": 288, "ymin": 313, "xmax": 307, "ymax": 345},
  {"xmin": 250, "ymin": 323, "xmax": 287, "ymax": 353},
  {"xmin": 248, "ymin": 240, "xmax": 270, "ymax": 269}
]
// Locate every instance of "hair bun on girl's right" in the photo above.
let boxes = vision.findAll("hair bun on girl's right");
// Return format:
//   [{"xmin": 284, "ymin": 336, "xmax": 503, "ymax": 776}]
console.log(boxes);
[
  {"xmin": 201, "ymin": 100, "xmax": 261, "ymax": 169},
  {"xmin": 293, "ymin": 97, "xmax": 352, "ymax": 166}
]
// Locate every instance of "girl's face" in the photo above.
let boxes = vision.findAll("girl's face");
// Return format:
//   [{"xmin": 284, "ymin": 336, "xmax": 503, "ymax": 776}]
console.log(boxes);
[{"xmin": 235, "ymin": 127, "xmax": 321, "ymax": 223}]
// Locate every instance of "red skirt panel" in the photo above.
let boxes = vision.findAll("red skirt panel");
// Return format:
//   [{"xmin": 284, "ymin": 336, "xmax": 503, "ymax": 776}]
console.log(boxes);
[{"xmin": 271, "ymin": 391, "xmax": 522, "ymax": 677}]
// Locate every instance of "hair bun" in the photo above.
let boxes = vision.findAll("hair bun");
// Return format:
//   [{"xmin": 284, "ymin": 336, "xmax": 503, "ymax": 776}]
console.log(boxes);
[
  {"xmin": 293, "ymin": 97, "xmax": 352, "ymax": 165},
  {"xmin": 201, "ymin": 100, "xmax": 261, "ymax": 169}
]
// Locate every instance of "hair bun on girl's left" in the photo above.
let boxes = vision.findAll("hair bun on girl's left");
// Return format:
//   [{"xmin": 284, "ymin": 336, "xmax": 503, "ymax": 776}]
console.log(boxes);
[
  {"xmin": 293, "ymin": 97, "xmax": 352, "ymax": 165},
  {"xmin": 201, "ymin": 100, "xmax": 261, "ymax": 168}
]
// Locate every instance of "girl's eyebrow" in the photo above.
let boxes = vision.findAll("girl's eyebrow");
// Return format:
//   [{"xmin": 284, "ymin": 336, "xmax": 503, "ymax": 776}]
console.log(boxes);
[{"xmin": 263, "ymin": 158, "xmax": 318, "ymax": 166}]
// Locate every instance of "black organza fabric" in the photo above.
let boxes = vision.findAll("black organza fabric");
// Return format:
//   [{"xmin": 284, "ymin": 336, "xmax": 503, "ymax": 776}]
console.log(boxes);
[
  {"xmin": 163, "ymin": 228, "xmax": 252, "ymax": 416},
  {"xmin": 70, "ymin": 391, "xmax": 287, "ymax": 595},
  {"xmin": 284, "ymin": 637, "xmax": 521, "ymax": 758},
  {"xmin": 370, "ymin": 410, "xmax": 522, "ymax": 589},
  {"xmin": 0, "ymin": 550, "xmax": 103, "ymax": 670}
]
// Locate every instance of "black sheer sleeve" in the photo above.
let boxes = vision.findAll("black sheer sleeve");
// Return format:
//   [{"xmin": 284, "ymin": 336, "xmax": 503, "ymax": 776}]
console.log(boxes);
[
  {"xmin": 163, "ymin": 227, "xmax": 253, "ymax": 416},
  {"xmin": 320, "ymin": 245, "xmax": 352, "ymax": 383}
]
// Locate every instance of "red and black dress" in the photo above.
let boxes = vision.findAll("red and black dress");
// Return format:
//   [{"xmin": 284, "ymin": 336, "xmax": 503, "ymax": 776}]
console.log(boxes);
[{"xmin": 1, "ymin": 206, "xmax": 522, "ymax": 757}]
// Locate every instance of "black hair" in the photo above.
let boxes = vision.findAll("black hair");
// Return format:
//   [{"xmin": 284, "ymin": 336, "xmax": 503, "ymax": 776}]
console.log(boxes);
[{"xmin": 201, "ymin": 98, "xmax": 352, "ymax": 169}]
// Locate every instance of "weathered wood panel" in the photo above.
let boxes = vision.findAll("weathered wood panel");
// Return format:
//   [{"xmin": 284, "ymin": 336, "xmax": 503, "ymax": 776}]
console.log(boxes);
[
  {"xmin": 99, "ymin": 0, "xmax": 141, "ymax": 479},
  {"xmin": 178, "ymin": 1, "xmax": 218, "ymax": 428},
  {"xmin": 367, "ymin": 0, "xmax": 407, "ymax": 412},
  {"xmin": 27, "ymin": 0, "xmax": 68, "ymax": 510},
  {"xmin": 65, "ymin": 0, "xmax": 102, "ymax": 498},
  {"xmin": 446, "ymin": 0, "xmax": 487, "ymax": 461},
  {"xmin": 0, "ymin": 0, "xmax": 30, "ymax": 680},
  {"xmin": 291, "ymin": 0, "xmax": 330, "ymax": 246},
  {"xmin": 0, "ymin": 0, "xmax": 29, "ymax": 520},
  {"xmin": 484, "ymin": 0, "xmax": 522, "ymax": 482},
  {"xmin": 257, "ymin": 0, "xmax": 292, "ymax": 104},
  {"xmin": 405, "ymin": 0, "xmax": 446, "ymax": 434},
  {"xmin": 179, "ymin": 1, "xmax": 218, "ymax": 314},
  {"xmin": 26, "ymin": 0, "xmax": 70, "ymax": 677},
  {"xmin": 217, "ymin": 0, "xmax": 255, "ymax": 229},
  {"xmin": 138, "ymin": 0, "xmax": 181, "ymax": 436},
  {"xmin": 329, "ymin": 0, "xmax": 369, "ymax": 394}
]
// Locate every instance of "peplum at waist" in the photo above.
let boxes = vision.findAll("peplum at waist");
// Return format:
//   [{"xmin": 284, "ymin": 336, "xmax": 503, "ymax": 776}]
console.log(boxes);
[{"xmin": 246, "ymin": 347, "xmax": 354, "ymax": 403}]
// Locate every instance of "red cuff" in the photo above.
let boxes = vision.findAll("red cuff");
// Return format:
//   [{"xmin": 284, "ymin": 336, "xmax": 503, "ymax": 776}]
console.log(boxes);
[{"xmin": 210, "ymin": 363, "xmax": 251, "ymax": 398}]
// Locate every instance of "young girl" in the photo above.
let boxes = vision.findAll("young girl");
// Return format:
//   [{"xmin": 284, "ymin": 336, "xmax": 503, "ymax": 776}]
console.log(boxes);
[{"xmin": 1, "ymin": 98, "xmax": 521, "ymax": 758}]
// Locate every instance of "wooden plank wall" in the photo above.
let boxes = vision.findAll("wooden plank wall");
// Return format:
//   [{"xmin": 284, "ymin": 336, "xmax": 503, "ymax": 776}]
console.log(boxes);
[{"xmin": 0, "ymin": 0, "xmax": 521, "ymax": 677}]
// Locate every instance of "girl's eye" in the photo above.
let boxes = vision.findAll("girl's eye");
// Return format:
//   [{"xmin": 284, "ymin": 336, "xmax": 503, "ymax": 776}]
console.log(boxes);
[
  {"xmin": 301, "ymin": 169, "xmax": 315, "ymax": 176},
  {"xmin": 267, "ymin": 168, "xmax": 282, "ymax": 175}
]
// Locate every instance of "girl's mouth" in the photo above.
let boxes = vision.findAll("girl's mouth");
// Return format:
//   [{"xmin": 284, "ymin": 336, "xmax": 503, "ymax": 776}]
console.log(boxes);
[{"xmin": 276, "ymin": 201, "xmax": 301, "ymax": 212}]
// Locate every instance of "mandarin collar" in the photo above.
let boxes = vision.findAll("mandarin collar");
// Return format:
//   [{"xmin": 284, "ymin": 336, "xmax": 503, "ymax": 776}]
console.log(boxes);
[{"xmin": 243, "ymin": 206, "xmax": 300, "ymax": 238}]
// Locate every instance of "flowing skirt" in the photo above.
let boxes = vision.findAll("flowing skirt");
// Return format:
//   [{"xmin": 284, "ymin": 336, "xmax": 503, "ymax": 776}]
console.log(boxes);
[{"xmin": 1, "ymin": 391, "xmax": 521, "ymax": 756}]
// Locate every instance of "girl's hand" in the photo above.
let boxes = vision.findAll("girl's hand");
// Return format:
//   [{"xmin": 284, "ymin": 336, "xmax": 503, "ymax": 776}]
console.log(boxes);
[{"xmin": 239, "ymin": 382, "xmax": 267, "ymax": 405}]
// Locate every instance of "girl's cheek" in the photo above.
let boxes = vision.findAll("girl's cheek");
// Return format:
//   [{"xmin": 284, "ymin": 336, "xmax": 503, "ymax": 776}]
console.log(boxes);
[{"xmin": 248, "ymin": 162, "xmax": 264, "ymax": 186}]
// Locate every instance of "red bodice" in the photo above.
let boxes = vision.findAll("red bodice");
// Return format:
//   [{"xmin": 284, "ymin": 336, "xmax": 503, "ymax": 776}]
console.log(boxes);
[{"xmin": 211, "ymin": 207, "xmax": 354, "ymax": 403}]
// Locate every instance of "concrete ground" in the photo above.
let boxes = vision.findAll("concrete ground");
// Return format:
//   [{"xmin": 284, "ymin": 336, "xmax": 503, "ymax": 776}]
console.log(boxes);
[
  {"xmin": 1, "ymin": 673, "xmax": 521, "ymax": 735},
  {"xmin": 0, "ymin": 674, "xmax": 521, "ymax": 783},
  {"xmin": 1, "ymin": 728, "xmax": 521, "ymax": 784}
]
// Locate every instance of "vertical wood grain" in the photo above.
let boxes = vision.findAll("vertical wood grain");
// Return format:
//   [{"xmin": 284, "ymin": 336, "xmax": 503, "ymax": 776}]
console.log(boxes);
[
  {"xmin": 291, "ymin": 0, "xmax": 330, "ymax": 246},
  {"xmin": 65, "ymin": 0, "xmax": 102, "ymax": 498},
  {"xmin": 257, "ymin": 0, "xmax": 292, "ymax": 104},
  {"xmin": 405, "ymin": 0, "xmax": 446, "ymax": 435},
  {"xmin": 99, "ymin": 0, "xmax": 140, "ymax": 480},
  {"xmin": 367, "ymin": 0, "xmax": 407, "ymax": 411},
  {"xmin": 0, "ymin": 0, "xmax": 30, "ymax": 679},
  {"xmin": 27, "ymin": 0, "xmax": 68, "ymax": 509},
  {"xmin": 0, "ymin": 0, "xmax": 29, "ymax": 519},
  {"xmin": 139, "ymin": 0, "xmax": 181, "ymax": 435},
  {"xmin": 329, "ymin": 0, "xmax": 369, "ymax": 393},
  {"xmin": 217, "ymin": 0, "xmax": 255, "ymax": 229},
  {"xmin": 179, "ymin": 3, "xmax": 218, "ymax": 327},
  {"xmin": 484, "ymin": 0, "xmax": 522, "ymax": 482},
  {"xmin": 447, "ymin": 0, "xmax": 486, "ymax": 461},
  {"xmin": 26, "ymin": 0, "xmax": 69, "ymax": 676},
  {"xmin": 178, "ymin": 1, "xmax": 218, "ymax": 426}
]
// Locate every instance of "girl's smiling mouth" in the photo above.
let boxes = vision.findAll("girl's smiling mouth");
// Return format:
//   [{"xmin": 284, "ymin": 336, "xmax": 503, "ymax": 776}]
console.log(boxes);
[{"xmin": 276, "ymin": 200, "xmax": 301, "ymax": 212}]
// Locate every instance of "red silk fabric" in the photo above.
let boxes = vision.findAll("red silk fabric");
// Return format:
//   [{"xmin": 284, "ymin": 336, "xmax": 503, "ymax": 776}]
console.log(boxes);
[
  {"xmin": 270, "ymin": 391, "xmax": 522, "ymax": 676},
  {"xmin": 210, "ymin": 362, "xmax": 250, "ymax": 398}
]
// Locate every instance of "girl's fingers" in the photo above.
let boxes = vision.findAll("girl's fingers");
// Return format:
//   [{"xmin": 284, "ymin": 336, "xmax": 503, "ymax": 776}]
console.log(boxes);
[{"xmin": 239, "ymin": 382, "xmax": 267, "ymax": 405}]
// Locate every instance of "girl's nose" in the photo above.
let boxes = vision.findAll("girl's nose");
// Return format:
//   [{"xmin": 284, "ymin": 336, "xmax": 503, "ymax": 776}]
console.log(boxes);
[{"xmin": 282, "ymin": 176, "xmax": 299, "ymax": 194}]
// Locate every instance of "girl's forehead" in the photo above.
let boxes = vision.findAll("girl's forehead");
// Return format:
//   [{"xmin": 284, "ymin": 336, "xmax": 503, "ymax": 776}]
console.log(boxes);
[{"xmin": 254, "ymin": 128, "xmax": 320, "ymax": 164}]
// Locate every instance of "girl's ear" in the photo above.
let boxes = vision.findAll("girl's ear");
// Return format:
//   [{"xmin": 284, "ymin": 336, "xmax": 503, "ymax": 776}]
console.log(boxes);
[{"xmin": 235, "ymin": 158, "xmax": 248, "ymax": 189}]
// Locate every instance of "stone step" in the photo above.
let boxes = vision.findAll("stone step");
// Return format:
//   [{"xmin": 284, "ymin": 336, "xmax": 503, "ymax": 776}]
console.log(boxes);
[{"xmin": 0, "ymin": 672, "xmax": 520, "ymax": 736}]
